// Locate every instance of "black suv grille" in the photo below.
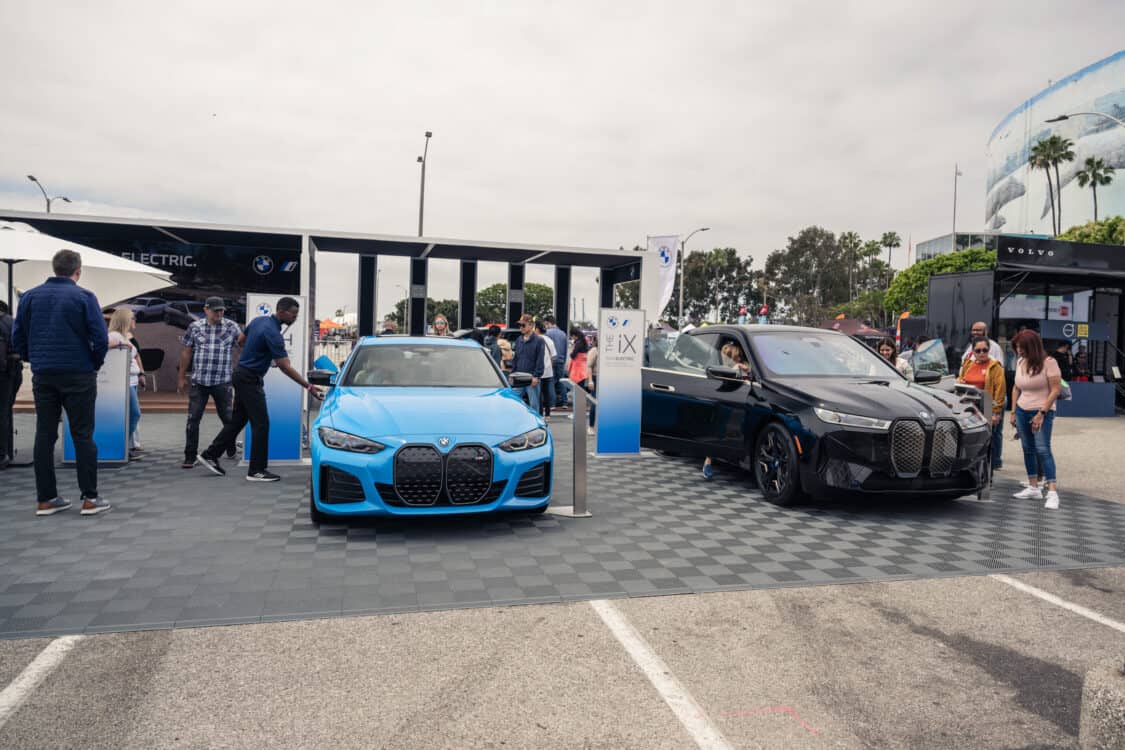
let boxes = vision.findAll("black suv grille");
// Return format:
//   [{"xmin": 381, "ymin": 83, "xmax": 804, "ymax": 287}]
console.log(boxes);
[
  {"xmin": 321, "ymin": 466, "xmax": 366, "ymax": 504},
  {"xmin": 890, "ymin": 420, "xmax": 925, "ymax": 478},
  {"xmin": 394, "ymin": 446, "xmax": 444, "ymax": 505},
  {"xmin": 515, "ymin": 461, "xmax": 550, "ymax": 497}
]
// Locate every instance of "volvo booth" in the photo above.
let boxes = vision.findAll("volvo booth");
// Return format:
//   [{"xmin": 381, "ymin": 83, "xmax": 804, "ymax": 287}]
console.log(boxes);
[{"xmin": 926, "ymin": 234, "xmax": 1125, "ymax": 417}]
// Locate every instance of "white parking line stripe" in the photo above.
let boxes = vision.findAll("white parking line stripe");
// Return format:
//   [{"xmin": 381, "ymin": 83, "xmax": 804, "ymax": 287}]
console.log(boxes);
[
  {"xmin": 589, "ymin": 600, "xmax": 733, "ymax": 750},
  {"xmin": 0, "ymin": 636, "xmax": 84, "ymax": 730},
  {"xmin": 990, "ymin": 574, "xmax": 1125, "ymax": 634}
]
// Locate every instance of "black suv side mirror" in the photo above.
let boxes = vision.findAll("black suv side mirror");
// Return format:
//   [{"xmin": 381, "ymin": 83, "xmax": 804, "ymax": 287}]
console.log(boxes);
[{"xmin": 914, "ymin": 369, "xmax": 942, "ymax": 385}]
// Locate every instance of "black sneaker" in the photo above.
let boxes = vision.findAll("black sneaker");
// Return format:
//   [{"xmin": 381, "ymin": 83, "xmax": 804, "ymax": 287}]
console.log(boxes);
[
  {"xmin": 200, "ymin": 455, "xmax": 226, "ymax": 476},
  {"xmin": 225, "ymin": 446, "xmax": 237, "ymax": 459},
  {"xmin": 182, "ymin": 457, "xmax": 197, "ymax": 469},
  {"xmin": 246, "ymin": 471, "xmax": 281, "ymax": 482}
]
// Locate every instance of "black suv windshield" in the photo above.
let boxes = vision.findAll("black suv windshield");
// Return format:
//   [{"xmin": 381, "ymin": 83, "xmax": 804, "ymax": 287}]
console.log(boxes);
[
  {"xmin": 342, "ymin": 344, "xmax": 504, "ymax": 387},
  {"xmin": 751, "ymin": 331, "xmax": 901, "ymax": 378}
]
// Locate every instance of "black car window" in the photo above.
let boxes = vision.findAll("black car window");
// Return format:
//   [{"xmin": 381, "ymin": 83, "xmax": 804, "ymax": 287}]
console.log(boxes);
[
  {"xmin": 342, "ymin": 344, "xmax": 505, "ymax": 387},
  {"xmin": 750, "ymin": 331, "xmax": 898, "ymax": 378},
  {"xmin": 661, "ymin": 332, "xmax": 721, "ymax": 375}
]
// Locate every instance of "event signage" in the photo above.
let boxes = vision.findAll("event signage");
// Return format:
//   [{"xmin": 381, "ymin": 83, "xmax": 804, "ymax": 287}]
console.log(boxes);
[
  {"xmin": 64, "ymin": 347, "xmax": 130, "ymax": 465},
  {"xmin": 1040, "ymin": 319, "xmax": 1110, "ymax": 342},
  {"xmin": 244, "ymin": 294, "xmax": 308, "ymax": 464},
  {"xmin": 997, "ymin": 234, "xmax": 1125, "ymax": 273},
  {"xmin": 595, "ymin": 308, "xmax": 645, "ymax": 454},
  {"xmin": 640, "ymin": 235, "xmax": 679, "ymax": 324}
]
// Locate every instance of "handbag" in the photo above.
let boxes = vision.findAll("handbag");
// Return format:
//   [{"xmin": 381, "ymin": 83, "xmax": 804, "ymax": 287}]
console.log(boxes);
[{"xmin": 1044, "ymin": 369, "xmax": 1072, "ymax": 401}]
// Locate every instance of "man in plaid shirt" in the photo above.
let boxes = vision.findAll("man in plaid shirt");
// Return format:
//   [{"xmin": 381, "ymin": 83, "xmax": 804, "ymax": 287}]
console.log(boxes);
[{"xmin": 177, "ymin": 297, "xmax": 243, "ymax": 469}]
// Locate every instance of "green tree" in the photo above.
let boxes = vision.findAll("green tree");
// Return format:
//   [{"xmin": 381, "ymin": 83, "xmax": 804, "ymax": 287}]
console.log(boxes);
[
  {"xmin": 1075, "ymin": 157, "xmax": 1115, "ymax": 221},
  {"xmin": 762, "ymin": 227, "xmax": 849, "ymax": 325},
  {"xmin": 1029, "ymin": 139, "xmax": 1058, "ymax": 235},
  {"xmin": 1057, "ymin": 215, "xmax": 1125, "ymax": 244},
  {"xmin": 1045, "ymin": 135, "xmax": 1076, "ymax": 230},
  {"xmin": 838, "ymin": 231, "xmax": 862, "ymax": 300},
  {"xmin": 880, "ymin": 231, "xmax": 902, "ymax": 282},
  {"xmin": 474, "ymin": 282, "xmax": 554, "ymax": 325},
  {"xmin": 388, "ymin": 297, "xmax": 459, "ymax": 328},
  {"xmin": 615, "ymin": 280, "xmax": 639, "ymax": 309},
  {"xmin": 829, "ymin": 289, "xmax": 888, "ymax": 326},
  {"xmin": 883, "ymin": 247, "xmax": 997, "ymax": 316}
]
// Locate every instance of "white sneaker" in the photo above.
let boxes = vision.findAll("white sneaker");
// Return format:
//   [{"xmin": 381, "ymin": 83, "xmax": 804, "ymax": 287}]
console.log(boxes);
[
  {"xmin": 1013, "ymin": 486, "xmax": 1043, "ymax": 499},
  {"xmin": 1044, "ymin": 491, "xmax": 1060, "ymax": 509}
]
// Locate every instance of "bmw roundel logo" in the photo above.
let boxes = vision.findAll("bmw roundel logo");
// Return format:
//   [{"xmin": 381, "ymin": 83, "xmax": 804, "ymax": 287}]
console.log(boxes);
[
  {"xmin": 253, "ymin": 255, "xmax": 274, "ymax": 275},
  {"xmin": 257, "ymin": 303, "xmax": 272, "ymax": 316},
  {"xmin": 608, "ymin": 316, "xmax": 618, "ymax": 328},
  {"xmin": 658, "ymin": 246, "xmax": 673, "ymax": 267},
  {"xmin": 918, "ymin": 411, "xmax": 934, "ymax": 424},
  {"xmin": 438, "ymin": 436, "xmax": 451, "ymax": 447}
]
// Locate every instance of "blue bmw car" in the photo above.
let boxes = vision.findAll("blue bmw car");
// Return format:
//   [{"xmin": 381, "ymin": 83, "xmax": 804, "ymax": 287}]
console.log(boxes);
[{"xmin": 308, "ymin": 337, "xmax": 553, "ymax": 522}]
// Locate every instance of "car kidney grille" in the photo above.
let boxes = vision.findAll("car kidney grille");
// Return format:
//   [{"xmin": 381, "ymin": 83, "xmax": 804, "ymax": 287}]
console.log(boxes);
[
  {"xmin": 890, "ymin": 420, "xmax": 925, "ymax": 478},
  {"xmin": 929, "ymin": 420, "xmax": 959, "ymax": 477},
  {"xmin": 322, "ymin": 466, "xmax": 366, "ymax": 504},
  {"xmin": 394, "ymin": 446, "xmax": 444, "ymax": 505},
  {"xmin": 445, "ymin": 446, "xmax": 494, "ymax": 505}
]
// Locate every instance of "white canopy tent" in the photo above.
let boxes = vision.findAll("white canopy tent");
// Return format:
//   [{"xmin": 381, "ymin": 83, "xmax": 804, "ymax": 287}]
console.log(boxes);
[{"xmin": 0, "ymin": 221, "xmax": 173, "ymax": 313}]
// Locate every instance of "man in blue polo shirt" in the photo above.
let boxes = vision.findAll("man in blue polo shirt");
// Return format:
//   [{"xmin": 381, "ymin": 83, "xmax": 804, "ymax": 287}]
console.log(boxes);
[
  {"xmin": 198, "ymin": 297, "xmax": 323, "ymax": 482},
  {"xmin": 511, "ymin": 313, "xmax": 544, "ymax": 414}
]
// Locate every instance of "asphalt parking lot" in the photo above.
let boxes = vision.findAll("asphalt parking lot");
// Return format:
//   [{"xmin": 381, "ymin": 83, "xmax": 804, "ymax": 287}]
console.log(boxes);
[{"xmin": 1, "ymin": 412, "xmax": 1123, "ymax": 748}]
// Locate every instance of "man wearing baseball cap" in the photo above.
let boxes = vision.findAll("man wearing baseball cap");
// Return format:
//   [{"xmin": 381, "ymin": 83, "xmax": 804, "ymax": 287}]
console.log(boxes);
[{"xmin": 178, "ymin": 296, "xmax": 242, "ymax": 469}]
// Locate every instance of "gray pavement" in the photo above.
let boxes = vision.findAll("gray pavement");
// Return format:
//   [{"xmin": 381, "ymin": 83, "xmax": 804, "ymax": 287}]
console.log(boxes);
[{"xmin": 0, "ymin": 569, "xmax": 1122, "ymax": 748}]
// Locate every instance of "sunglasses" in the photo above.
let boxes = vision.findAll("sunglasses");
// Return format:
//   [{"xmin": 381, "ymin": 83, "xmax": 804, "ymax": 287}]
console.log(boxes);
[{"xmin": 974, "ymin": 348, "xmax": 989, "ymax": 354}]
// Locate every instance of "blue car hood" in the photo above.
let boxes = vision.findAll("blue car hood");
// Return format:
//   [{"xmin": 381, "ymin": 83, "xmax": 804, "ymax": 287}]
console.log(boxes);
[{"xmin": 326, "ymin": 387, "xmax": 539, "ymax": 439}]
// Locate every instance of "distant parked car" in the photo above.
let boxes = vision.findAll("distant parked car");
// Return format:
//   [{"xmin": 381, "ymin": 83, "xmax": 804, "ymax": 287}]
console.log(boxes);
[
  {"xmin": 164, "ymin": 300, "xmax": 206, "ymax": 328},
  {"xmin": 122, "ymin": 296, "xmax": 168, "ymax": 322}
]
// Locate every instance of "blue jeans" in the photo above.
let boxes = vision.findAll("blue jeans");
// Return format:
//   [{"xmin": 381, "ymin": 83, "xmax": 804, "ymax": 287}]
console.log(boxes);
[
  {"xmin": 128, "ymin": 385, "xmax": 142, "ymax": 449},
  {"xmin": 1015, "ymin": 406, "xmax": 1056, "ymax": 483},
  {"xmin": 513, "ymin": 384, "xmax": 540, "ymax": 415}
]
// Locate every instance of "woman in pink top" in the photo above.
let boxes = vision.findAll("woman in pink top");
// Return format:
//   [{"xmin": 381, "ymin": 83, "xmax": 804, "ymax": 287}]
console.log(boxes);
[{"xmin": 1008, "ymin": 329, "xmax": 1062, "ymax": 509}]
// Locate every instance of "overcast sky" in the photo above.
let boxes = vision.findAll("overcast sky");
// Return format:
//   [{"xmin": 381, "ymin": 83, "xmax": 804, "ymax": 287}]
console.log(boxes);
[{"xmin": 1, "ymin": 1, "xmax": 1123, "ymax": 320}]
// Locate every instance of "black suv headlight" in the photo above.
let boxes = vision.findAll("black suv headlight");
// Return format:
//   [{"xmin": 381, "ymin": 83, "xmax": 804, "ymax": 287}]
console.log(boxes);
[
  {"xmin": 317, "ymin": 427, "xmax": 385, "ymax": 454},
  {"xmin": 499, "ymin": 428, "xmax": 549, "ymax": 452}
]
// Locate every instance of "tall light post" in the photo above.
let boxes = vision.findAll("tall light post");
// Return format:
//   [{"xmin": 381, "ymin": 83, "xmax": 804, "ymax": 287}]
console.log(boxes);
[
  {"xmin": 678, "ymin": 226, "xmax": 709, "ymax": 329},
  {"xmin": 27, "ymin": 175, "xmax": 71, "ymax": 213},
  {"xmin": 952, "ymin": 164, "xmax": 962, "ymax": 246},
  {"xmin": 416, "ymin": 131, "xmax": 432, "ymax": 237},
  {"xmin": 1046, "ymin": 112, "xmax": 1125, "ymax": 129}
]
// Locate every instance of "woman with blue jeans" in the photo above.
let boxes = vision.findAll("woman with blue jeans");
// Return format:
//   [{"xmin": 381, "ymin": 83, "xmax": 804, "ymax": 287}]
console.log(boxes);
[
  {"xmin": 107, "ymin": 308, "xmax": 145, "ymax": 459},
  {"xmin": 1009, "ymin": 329, "xmax": 1062, "ymax": 509}
]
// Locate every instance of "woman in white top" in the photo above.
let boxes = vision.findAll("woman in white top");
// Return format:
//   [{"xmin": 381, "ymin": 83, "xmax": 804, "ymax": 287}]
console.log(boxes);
[
  {"xmin": 534, "ymin": 320, "xmax": 556, "ymax": 420},
  {"xmin": 107, "ymin": 308, "xmax": 145, "ymax": 457}
]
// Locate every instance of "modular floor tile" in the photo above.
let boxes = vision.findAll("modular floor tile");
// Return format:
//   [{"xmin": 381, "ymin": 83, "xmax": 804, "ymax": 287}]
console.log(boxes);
[{"xmin": 1, "ymin": 413, "xmax": 1123, "ymax": 638}]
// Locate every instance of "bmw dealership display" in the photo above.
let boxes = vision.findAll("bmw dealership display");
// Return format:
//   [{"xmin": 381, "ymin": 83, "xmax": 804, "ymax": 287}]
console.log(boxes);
[
  {"xmin": 642, "ymin": 325, "xmax": 991, "ymax": 505},
  {"xmin": 308, "ymin": 337, "xmax": 553, "ymax": 521}
]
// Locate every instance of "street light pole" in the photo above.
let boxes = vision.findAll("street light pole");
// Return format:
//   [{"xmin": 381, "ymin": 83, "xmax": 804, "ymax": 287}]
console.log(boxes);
[
  {"xmin": 1046, "ymin": 112, "xmax": 1125, "ymax": 129},
  {"xmin": 678, "ymin": 226, "xmax": 709, "ymax": 329},
  {"xmin": 26, "ymin": 175, "xmax": 71, "ymax": 213},
  {"xmin": 952, "ymin": 164, "xmax": 962, "ymax": 245},
  {"xmin": 417, "ymin": 131, "xmax": 432, "ymax": 237}
]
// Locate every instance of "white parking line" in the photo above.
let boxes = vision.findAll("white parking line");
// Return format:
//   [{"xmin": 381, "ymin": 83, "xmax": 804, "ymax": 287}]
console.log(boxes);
[
  {"xmin": 589, "ymin": 599, "xmax": 733, "ymax": 750},
  {"xmin": 990, "ymin": 574, "xmax": 1125, "ymax": 634},
  {"xmin": 0, "ymin": 636, "xmax": 84, "ymax": 730}
]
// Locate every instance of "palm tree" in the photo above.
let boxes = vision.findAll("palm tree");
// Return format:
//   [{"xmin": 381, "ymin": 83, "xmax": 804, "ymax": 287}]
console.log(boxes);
[
  {"xmin": 1075, "ymin": 156, "xmax": 1116, "ymax": 221},
  {"xmin": 880, "ymin": 231, "xmax": 901, "ymax": 286},
  {"xmin": 1029, "ymin": 139, "xmax": 1057, "ymax": 235},
  {"xmin": 1045, "ymin": 135, "xmax": 1075, "ymax": 231}
]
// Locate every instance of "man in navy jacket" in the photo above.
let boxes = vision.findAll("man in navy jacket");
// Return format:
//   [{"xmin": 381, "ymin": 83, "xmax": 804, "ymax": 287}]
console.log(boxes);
[
  {"xmin": 12, "ymin": 249, "xmax": 110, "ymax": 516},
  {"xmin": 511, "ymin": 313, "xmax": 544, "ymax": 414}
]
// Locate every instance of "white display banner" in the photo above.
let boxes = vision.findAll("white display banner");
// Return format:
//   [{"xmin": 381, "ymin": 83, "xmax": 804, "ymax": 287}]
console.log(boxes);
[
  {"xmin": 640, "ymin": 235, "xmax": 679, "ymax": 325},
  {"xmin": 245, "ymin": 294, "xmax": 307, "ymax": 463},
  {"xmin": 64, "ymin": 347, "xmax": 130, "ymax": 464},
  {"xmin": 595, "ymin": 308, "xmax": 645, "ymax": 455}
]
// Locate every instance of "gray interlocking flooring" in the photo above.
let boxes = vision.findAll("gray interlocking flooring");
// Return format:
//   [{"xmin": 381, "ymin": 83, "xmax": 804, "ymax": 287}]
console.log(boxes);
[{"xmin": 1, "ymin": 413, "xmax": 1124, "ymax": 639}]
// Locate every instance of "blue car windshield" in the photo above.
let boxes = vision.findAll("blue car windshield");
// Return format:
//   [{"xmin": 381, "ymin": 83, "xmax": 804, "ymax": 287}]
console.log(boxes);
[
  {"xmin": 342, "ymin": 344, "xmax": 504, "ymax": 387},
  {"xmin": 751, "ymin": 332, "xmax": 900, "ymax": 378}
]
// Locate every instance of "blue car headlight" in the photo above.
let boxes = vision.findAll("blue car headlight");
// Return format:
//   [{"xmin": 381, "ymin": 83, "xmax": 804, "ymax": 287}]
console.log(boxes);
[
  {"xmin": 318, "ymin": 426, "xmax": 385, "ymax": 454},
  {"xmin": 499, "ymin": 428, "xmax": 549, "ymax": 452}
]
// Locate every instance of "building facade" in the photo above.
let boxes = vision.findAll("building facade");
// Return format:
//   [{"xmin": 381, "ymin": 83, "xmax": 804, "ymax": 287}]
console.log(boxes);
[
  {"xmin": 915, "ymin": 232, "xmax": 1001, "ymax": 261},
  {"xmin": 986, "ymin": 50, "xmax": 1125, "ymax": 235}
]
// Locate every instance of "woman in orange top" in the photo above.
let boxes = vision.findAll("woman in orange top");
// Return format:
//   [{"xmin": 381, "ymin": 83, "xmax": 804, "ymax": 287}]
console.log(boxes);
[{"xmin": 957, "ymin": 335, "xmax": 1005, "ymax": 470}]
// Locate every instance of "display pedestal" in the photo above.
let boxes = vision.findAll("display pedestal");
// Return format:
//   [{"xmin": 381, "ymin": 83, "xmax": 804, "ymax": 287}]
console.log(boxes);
[
  {"xmin": 1057, "ymin": 382, "xmax": 1115, "ymax": 417},
  {"xmin": 64, "ymin": 348, "xmax": 130, "ymax": 465}
]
